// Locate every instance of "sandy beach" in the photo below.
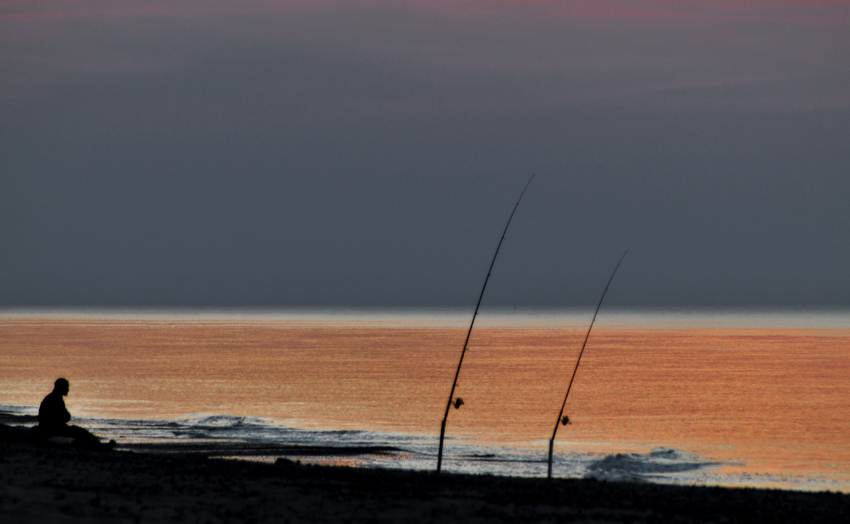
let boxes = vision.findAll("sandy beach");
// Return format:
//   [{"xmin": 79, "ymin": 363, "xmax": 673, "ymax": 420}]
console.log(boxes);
[{"xmin": 2, "ymin": 418, "xmax": 848, "ymax": 524}]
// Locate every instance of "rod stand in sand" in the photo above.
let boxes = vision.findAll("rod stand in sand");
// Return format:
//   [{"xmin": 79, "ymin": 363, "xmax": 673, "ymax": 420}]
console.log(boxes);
[
  {"xmin": 436, "ymin": 175, "xmax": 534, "ymax": 473},
  {"xmin": 547, "ymin": 250, "xmax": 627, "ymax": 479}
]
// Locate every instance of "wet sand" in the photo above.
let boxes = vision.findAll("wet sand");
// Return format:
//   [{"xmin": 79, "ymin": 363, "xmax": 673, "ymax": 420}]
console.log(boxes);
[{"xmin": 1, "ymin": 422, "xmax": 848, "ymax": 524}]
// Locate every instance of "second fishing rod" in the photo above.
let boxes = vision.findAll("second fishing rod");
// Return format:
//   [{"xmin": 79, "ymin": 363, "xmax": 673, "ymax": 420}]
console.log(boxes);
[{"xmin": 547, "ymin": 250, "xmax": 627, "ymax": 478}]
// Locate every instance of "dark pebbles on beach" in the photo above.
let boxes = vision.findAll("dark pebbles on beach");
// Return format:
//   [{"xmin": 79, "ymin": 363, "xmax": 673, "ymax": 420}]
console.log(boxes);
[{"xmin": 1, "ymin": 425, "xmax": 849, "ymax": 524}]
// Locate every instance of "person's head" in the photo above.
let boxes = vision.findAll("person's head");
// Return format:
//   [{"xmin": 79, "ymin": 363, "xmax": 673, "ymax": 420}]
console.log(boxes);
[{"xmin": 53, "ymin": 378, "xmax": 69, "ymax": 396}]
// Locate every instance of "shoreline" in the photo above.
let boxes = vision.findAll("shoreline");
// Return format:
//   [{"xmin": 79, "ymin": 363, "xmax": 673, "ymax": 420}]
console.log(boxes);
[{"xmin": 2, "ymin": 423, "xmax": 849, "ymax": 523}]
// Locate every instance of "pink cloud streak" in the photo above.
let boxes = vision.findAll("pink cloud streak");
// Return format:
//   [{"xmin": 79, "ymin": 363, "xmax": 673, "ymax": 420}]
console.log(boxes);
[
  {"xmin": 1, "ymin": 0, "xmax": 847, "ymax": 24},
  {"xmin": 418, "ymin": 0, "xmax": 850, "ymax": 23}
]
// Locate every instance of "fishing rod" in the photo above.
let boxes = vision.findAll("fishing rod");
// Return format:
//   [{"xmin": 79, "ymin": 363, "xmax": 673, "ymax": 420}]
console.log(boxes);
[
  {"xmin": 547, "ymin": 250, "xmax": 627, "ymax": 479},
  {"xmin": 436, "ymin": 174, "xmax": 534, "ymax": 473}
]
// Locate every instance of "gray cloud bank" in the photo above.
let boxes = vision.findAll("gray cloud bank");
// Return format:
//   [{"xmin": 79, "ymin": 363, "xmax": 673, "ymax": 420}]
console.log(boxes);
[{"xmin": 2, "ymin": 1, "xmax": 849, "ymax": 307}]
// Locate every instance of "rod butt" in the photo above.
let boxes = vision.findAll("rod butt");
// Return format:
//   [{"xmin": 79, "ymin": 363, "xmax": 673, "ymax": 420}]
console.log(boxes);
[{"xmin": 437, "ymin": 419, "xmax": 447, "ymax": 473}]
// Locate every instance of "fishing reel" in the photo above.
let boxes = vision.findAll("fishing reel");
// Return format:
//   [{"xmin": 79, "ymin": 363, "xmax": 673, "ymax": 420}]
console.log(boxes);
[
  {"xmin": 453, "ymin": 397, "xmax": 464, "ymax": 409},
  {"xmin": 561, "ymin": 415, "xmax": 571, "ymax": 426}
]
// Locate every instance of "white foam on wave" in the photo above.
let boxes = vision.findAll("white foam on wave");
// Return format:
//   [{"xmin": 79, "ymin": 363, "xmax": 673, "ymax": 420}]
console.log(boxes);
[
  {"xmin": 0, "ymin": 404, "xmax": 37, "ymax": 416},
  {"xmin": 177, "ymin": 414, "xmax": 276, "ymax": 429},
  {"xmin": 584, "ymin": 448, "xmax": 722, "ymax": 483}
]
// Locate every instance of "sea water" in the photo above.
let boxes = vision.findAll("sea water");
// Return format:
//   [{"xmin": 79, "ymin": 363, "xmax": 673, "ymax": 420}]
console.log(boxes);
[{"xmin": 1, "ymin": 308, "xmax": 848, "ymax": 492}]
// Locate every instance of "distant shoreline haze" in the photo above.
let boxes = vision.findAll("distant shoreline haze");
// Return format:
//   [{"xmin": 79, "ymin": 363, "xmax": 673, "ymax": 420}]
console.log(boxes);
[{"xmin": 2, "ymin": 307, "xmax": 850, "ymax": 330}]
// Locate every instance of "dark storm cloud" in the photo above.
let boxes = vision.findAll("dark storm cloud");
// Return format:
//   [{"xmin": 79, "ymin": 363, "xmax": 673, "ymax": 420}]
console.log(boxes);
[{"xmin": 1, "ymin": 1, "xmax": 849, "ymax": 307}]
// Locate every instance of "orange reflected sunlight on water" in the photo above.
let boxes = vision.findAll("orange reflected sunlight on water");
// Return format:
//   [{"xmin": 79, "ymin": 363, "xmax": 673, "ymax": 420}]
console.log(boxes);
[{"xmin": 2, "ymin": 317, "xmax": 848, "ymax": 487}]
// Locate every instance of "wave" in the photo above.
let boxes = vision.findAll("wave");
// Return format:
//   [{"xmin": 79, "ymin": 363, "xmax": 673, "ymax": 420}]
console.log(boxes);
[
  {"xmin": 585, "ymin": 448, "xmax": 721, "ymax": 483},
  {"xmin": 0, "ymin": 405, "xmax": 37, "ymax": 416}
]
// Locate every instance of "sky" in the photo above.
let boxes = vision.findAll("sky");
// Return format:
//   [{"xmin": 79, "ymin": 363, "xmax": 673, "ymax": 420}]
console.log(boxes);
[{"xmin": 1, "ymin": 0, "xmax": 849, "ymax": 308}]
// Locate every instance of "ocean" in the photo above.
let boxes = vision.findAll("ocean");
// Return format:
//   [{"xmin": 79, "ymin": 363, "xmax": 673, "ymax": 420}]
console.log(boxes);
[{"xmin": 2, "ymin": 308, "xmax": 848, "ymax": 492}]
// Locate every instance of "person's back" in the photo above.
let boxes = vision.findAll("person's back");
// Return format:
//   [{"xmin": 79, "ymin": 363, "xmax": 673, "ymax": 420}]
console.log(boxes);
[{"xmin": 38, "ymin": 380, "xmax": 71, "ymax": 430}]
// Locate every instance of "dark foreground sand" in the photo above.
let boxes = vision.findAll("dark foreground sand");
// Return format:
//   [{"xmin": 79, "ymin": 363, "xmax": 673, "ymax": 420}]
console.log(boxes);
[{"xmin": 2, "ymin": 423, "xmax": 848, "ymax": 524}]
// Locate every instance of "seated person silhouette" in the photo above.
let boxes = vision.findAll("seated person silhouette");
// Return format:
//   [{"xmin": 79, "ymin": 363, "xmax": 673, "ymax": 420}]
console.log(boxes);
[{"xmin": 32, "ymin": 378, "xmax": 115, "ymax": 450}]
